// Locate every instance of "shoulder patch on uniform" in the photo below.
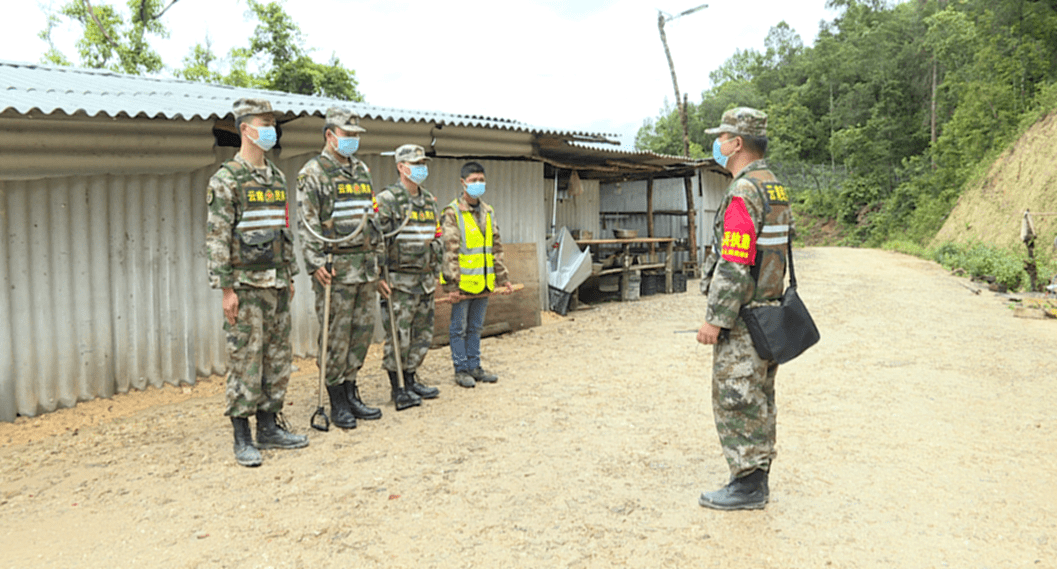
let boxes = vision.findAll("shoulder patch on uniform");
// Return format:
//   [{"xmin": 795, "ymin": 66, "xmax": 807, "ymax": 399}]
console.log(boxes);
[
  {"xmin": 721, "ymin": 196, "xmax": 756, "ymax": 265},
  {"xmin": 206, "ymin": 187, "xmax": 214, "ymax": 205}
]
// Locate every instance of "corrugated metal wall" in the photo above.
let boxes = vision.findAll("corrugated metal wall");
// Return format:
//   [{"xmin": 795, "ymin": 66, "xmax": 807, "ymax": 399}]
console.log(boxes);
[
  {"xmin": 598, "ymin": 176, "xmax": 699, "ymax": 268},
  {"xmin": 0, "ymin": 145, "xmax": 548, "ymax": 421},
  {"xmin": 1, "ymin": 169, "xmax": 209, "ymax": 420},
  {"xmin": 545, "ymin": 175, "xmax": 601, "ymax": 238},
  {"xmin": 698, "ymin": 170, "xmax": 730, "ymax": 259},
  {"xmin": 598, "ymin": 171, "xmax": 729, "ymax": 268}
]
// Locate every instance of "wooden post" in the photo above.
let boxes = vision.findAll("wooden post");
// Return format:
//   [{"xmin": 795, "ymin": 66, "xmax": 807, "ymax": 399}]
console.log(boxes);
[
  {"xmin": 646, "ymin": 176, "xmax": 656, "ymax": 261},
  {"xmin": 683, "ymin": 175, "xmax": 698, "ymax": 277},
  {"xmin": 665, "ymin": 239, "xmax": 674, "ymax": 293},
  {"xmin": 621, "ymin": 242, "xmax": 632, "ymax": 301}
]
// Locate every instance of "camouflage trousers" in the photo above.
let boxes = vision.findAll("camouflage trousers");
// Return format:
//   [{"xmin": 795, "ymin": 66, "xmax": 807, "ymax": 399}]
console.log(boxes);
[
  {"xmin": 380, "ymin": 289, "xmax": 434, "ymax": 373},
  {"xmin": 711, "ymin": 317, "xmax": 778, "ymax": 477},
  {"xmin": 313, "ymin": 280, "xmax": 376, "ymax": 387},
  {"xmin": 224, "ymin": 287, "xmax": 292, "ymax": 418}
]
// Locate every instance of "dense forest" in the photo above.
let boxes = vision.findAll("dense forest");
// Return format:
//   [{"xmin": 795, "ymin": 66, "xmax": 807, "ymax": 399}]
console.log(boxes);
[{"xmin": 636, "ymin": 0, "xmax": 1057, "ymax": 247}]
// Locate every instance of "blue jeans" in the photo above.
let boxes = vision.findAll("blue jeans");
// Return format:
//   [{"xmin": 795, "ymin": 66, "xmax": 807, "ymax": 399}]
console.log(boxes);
[{"xmin": 449, "ymin": 296, "xmax": 489, "ymax": 373}]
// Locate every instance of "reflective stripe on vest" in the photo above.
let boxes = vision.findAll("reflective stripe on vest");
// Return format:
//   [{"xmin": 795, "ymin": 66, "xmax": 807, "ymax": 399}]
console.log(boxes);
[
  {"xmin": 236, "ymin": 208, "xmax": 286, "ymax": 231},
  {"xmin": 452, "ymin": 199, "xmax": 495, "ymax": 294},
  {"xmin": 395, "ymin": 224, "xmax": 436, "ymax": 242},
  {"xmin": 756, "ymin": 224, "xmax": 790, "ymax": 247}
]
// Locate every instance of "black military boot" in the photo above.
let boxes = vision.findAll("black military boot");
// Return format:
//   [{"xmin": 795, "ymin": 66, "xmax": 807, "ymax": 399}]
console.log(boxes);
[
  {"xmin": 230, "ymin": 416, "xmax": 262, "ymax": 467},
  {"xmin": 326, "ymin": 384, "xmax": 357, "ymax": 429},
  {"xmin": 388, "ymin": 370, "xmax": 421, "ymax": 411},
  {"xmin": 698, "ymin": 468, "xmax": 769, "ymax": 510},
  {"xmin": 405, "ymin": 370, "xmax": 439, "ymax": 399},
  {"xmin": 344, "ymin": 381, "xmax": 382, "ymax": 420},
  {"xmin": 255, "ymin": 410, "xmax": 310, "ymax": 449}
]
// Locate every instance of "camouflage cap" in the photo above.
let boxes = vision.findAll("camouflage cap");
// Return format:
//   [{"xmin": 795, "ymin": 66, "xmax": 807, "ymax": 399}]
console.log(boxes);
[
  {"xmin": 325, "ymin": 107, "xmax": 367, "ymax": 134},
  {"xmin": 232, "ymin": 97, "xmax": 278, "ymax": 120},
  {"xmin": 394, "ymin": 144, "xmax": 431, "ymax": 163},
  {"xmin": 705, "ymin": 107, "xmax": 767, "ymax": 137}
]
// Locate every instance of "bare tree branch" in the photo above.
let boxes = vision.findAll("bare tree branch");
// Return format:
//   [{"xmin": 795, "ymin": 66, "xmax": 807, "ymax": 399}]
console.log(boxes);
[
  {"xmin": 81, "ymin": 0, "xmax": 120, "ymax": 49},
  {"xmin": 140, "ymin": 0, "xmax": 181, "ymax": 22}
]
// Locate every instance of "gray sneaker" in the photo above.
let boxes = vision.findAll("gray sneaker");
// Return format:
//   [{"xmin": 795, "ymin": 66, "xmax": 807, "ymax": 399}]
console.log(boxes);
[
  {"xmin": 454, "ymin": 372, "xmax": 476, "ymax": 388},
  {"xmin": 469, "ymin": 367, "xmax": 498, "ymax": 383}
]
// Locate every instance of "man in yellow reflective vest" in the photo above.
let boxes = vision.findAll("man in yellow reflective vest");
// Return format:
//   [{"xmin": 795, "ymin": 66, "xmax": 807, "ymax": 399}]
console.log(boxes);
[{"xmin": 440, "ymin": 161, "xmax": 514, "ymax": 388}]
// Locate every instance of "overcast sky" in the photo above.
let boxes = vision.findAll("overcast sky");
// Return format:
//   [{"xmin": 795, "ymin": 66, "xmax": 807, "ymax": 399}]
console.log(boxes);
[{"xmin": 7, "ymin": 0, "xmax": 837, "ymax": 147}]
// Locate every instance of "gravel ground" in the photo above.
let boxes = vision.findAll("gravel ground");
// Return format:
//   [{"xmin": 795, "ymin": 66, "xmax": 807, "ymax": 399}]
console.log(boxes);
[{"xmin": 1, "ymin": 247, "xmax": 1055, "ymax": 569}]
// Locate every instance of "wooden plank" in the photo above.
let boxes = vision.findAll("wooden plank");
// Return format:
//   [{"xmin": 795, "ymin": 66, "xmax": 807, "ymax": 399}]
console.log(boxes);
[
  {"xmin": 601, "ymin": 210, "xmax": 690, "ymax": 216},
  {"xmin": 432, "ymin": 242, "xmax": 541, "ymax": 342},
  {"xmin": 575, "ymin": 237, "xmax": 675, "ymax": 245},
  {"xmin": 436, "ymin": 283, "xmax": 526, "ymax": 305}
]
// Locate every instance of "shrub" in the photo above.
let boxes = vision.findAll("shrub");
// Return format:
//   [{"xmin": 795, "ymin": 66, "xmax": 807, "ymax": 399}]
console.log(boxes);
[{"xmin": 930, "ymin": 241, "xmax": 1024, "ymax": 291}]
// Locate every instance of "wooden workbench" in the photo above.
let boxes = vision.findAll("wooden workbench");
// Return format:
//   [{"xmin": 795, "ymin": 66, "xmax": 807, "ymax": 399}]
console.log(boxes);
[{"xmin": 575, "ymin": 237, "xmax": 676, "ymax": 296}]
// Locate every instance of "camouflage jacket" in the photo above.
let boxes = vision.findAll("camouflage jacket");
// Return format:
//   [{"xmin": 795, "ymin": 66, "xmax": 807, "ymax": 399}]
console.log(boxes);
[
  {"xmin": 705, "ymin": 159, "xmax": 794, "ymax": 329},
  {"xmin": 205, "ymin": 154, "xmax": 299, "ymax": 290},
  {"xmin": 440, "ymin": 194, "xmax": 510, "ymax": 293},
  {"xmin": 375, "ymin": 181, "xmax": 442, "ymax": 295},
  {"xmin": 296, "ymin": 148, "xmax": 384, "ymax": 285}
]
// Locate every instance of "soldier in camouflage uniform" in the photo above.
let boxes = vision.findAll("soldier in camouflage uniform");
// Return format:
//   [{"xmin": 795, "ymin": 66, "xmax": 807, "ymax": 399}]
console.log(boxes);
[
  {"xmin": 696, "ymin": 107, "xmax": 793, "ymax": 510},
  {"xmin": 440, "ymin": 161, "xmax": 514, "ymax": 388},
  {"xmin": 296, "ymin": 107, "xmax": 388, "ymax": 429},
  {"xmin": 205, "ymin": 98, "xmax": 308, "ymax": 467},
  {"xmin": 375, "ymin": 144, "xmax": 443, "ymax": 406}
]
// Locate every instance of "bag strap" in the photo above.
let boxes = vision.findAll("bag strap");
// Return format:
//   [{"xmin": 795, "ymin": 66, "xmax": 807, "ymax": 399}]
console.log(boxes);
[{"xmin": 786, "ymin": 232, "xmax": 797, "ymax": 289}]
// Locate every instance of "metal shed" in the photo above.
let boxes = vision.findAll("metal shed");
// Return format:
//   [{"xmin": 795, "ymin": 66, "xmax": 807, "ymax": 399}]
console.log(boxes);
[
  {"xmin": 0, "ymin": 60, "xmax": 713, "ymax": 422},
  {"xmin": 0, "ymin": 60, "xmax": 629, "ymax": 422}
]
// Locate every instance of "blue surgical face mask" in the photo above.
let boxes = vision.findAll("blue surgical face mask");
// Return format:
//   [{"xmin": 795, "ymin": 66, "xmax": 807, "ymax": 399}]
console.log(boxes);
[
  {"xmin": 334, "ymin": 135, "xmax": 359, "ymax": 157},
  {"xmin": 712, "ymin": 137, "xmax": 732, "ymax": 169},
  {"xmin": 407, "ymin": 164, "xmax": 428, "ymax": 184},
  {"xmin": 466, "ymin": 181, "xmax": 486, "ymax": 198},
  {"xmin": 250, "ymin": 125, "xmax": 278, "ymax": 151}
]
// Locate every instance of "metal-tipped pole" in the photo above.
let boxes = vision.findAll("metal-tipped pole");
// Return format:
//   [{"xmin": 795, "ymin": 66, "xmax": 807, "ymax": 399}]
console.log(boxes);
[{"xmin": 310, "ymin": 253, "xmax": 334, "ymax": 431}]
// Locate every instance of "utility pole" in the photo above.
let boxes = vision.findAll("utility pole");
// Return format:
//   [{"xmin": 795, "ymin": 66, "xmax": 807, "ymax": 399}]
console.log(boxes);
[{"xmin": 657, "ymin": 4, "xmax": 708, "ymax": 158}]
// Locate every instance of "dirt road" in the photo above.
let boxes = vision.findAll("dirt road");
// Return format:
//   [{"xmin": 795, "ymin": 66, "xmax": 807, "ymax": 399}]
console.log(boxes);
[{"xmin": 1, "ymin": 247, "xmax": 1054, "ymax": 568}]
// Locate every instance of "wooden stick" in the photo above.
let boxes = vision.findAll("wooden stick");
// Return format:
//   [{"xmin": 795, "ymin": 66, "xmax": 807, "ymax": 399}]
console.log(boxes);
[{"xmin": 436, "ymin": 283, "xmax": 525, "ymax": 305}]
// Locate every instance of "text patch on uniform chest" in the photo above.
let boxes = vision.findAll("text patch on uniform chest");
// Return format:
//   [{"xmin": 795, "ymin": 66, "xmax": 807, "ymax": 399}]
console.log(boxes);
[
  {"xmin": 245, "ymin": 186, "xmax": 287, "ymax": 204},
  {"xmin": 337, "ymin": 182, "xmax": 373, "ymax": 196},
  {"xmin": 408, "ymin": 209, "xmax": 436, "ymax": 222},
  {"xmin": 762, "ymin": 182, "xmax": 788, "ymax": 204}
]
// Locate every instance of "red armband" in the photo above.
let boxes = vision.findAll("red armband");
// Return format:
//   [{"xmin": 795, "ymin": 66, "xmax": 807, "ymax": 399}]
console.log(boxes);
[{"xmin": 720, "ymin": 196, "xmax": 756, "ymax": 265}]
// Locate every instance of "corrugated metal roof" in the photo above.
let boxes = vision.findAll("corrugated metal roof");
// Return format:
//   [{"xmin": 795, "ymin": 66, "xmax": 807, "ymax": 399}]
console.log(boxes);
[
  {"xmin": 0, "ymin": 60, "xmax": 616, "ymax": 140},
  {"xmin": 565, "ymin": 140, "xmax": 712, "ymax": 164}
]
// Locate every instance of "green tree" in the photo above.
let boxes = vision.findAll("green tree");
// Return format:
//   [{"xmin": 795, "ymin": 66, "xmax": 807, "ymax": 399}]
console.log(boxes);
[
  {"xmin": 176, "ymin": 0, "xmax": 363, "ymax": 101},
  {"xmin": 637, "ymin": 0, "xmax": 1057, "ymax": 247},
  {"xmin": 39, "ymin": 0, "xmax": 177, "ymax": 74}
]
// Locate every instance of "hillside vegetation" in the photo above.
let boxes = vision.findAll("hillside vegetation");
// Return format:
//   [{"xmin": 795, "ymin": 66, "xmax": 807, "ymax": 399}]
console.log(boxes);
[
  {"xmin": 933, "ymin": 111, "xmax": 1057, "ymax": 268},
  {"xmin": 637, "ymin": 0, "xmax": 1057, "ymax": 268}
]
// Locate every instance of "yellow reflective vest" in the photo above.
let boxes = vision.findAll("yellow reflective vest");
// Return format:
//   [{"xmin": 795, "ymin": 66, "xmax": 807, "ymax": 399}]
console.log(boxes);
[{"xmin": 449, "ymin": 199, "xmax": 495, "ymax": 294}]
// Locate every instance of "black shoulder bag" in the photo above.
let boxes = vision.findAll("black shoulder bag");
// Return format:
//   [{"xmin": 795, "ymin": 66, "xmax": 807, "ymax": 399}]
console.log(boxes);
[{"xmin": 738, "ymin": 235, "xmax": 820, "ymax": 364}]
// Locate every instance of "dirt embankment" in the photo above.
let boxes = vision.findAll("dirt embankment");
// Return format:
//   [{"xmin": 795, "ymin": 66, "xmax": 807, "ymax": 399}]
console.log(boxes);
[
  {"xmin": 935, "ymin": 111, "xmax": 1057, "ymax": 264},
  {"xmin": 1, "ymin": 247, "xmax": 1055, "ymax": 568}
]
